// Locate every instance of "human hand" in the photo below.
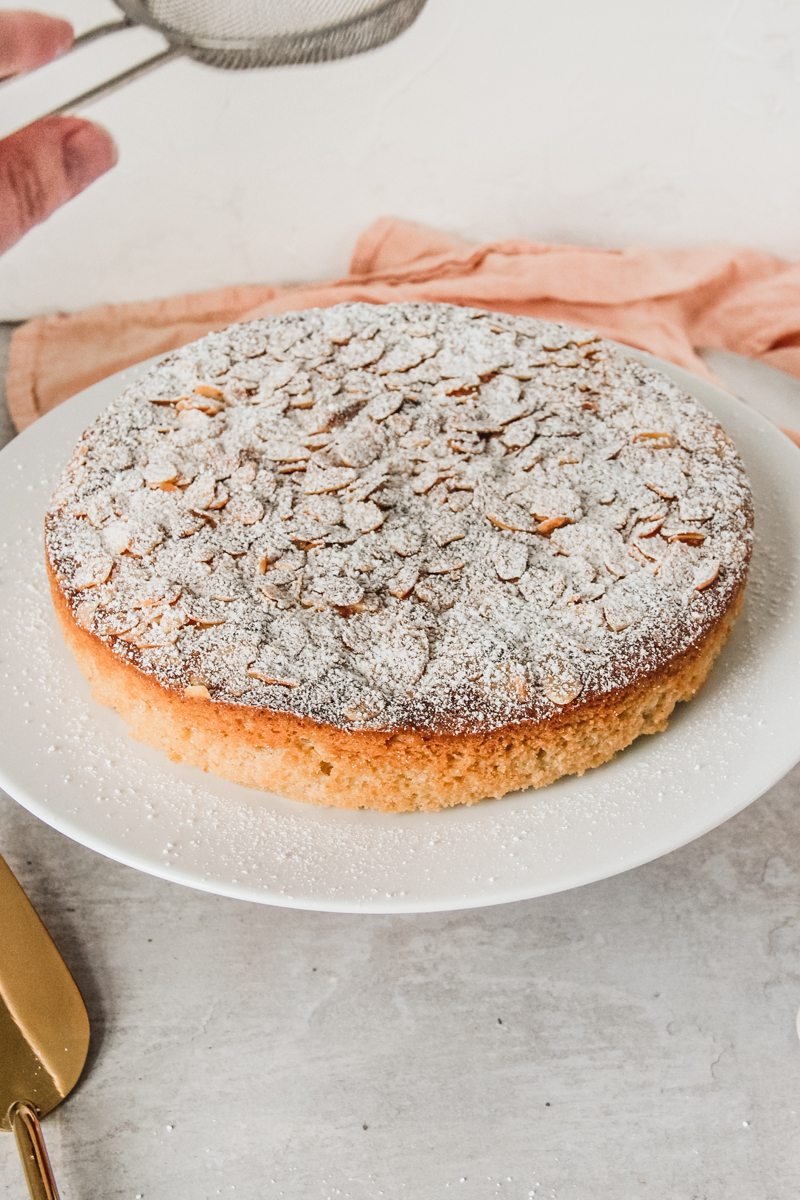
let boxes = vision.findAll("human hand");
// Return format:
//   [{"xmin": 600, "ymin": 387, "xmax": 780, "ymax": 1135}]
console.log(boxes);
[{"xmin": 0, "ymin": 10, "xmax": 117, "ymax": 253}]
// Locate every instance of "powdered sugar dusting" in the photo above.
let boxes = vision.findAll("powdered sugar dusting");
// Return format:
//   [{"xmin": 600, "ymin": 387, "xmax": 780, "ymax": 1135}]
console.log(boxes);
[{"xmin": 45, "ymin": 304, "xmax": 752, "ymax": 733}]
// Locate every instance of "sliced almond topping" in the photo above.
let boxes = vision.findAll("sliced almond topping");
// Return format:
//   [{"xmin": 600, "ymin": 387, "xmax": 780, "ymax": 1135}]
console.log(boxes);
[
  {"xmin": 344, "ymin": 501, "xmax": 385, "ymax": 535},
  {"xmin": 693, "ymin": 558, "xmax": 720, "ymax": 591},
  {"xmin": 188, "ymin": 510, "xmax": 217, "ymax": 532},
  {"xmin": 246, "ymin": 667, "xmax": 299, "ymax": 688},
  {"xmin": 431, "ymin": 516, "xmax": 466, "ymax": 548},
  {"xmin": 264, "ymin": 360, "xmax": 298, "ymax": 388},
  {"xmin": 228, "ymin": 495, "xmax": 264, "ymax": 526},
  {"xmin": 276, "ymin": 489, "xmax": 294, "ymax": 521},
  {"xmin": 176, "ymin": 394, "xmax": 224, "ymax": 416},
  {"xmin": 540, "ymin": 655, "xmax": 584, "ymax": 706},
  {"xmin": 318, "ymin": 578, "xmax": 365, "ymax": 610},
  {"xmin": 303, "ymin": 466, "xmax": 357, "ymax": 495},
  {"xmin": 645, "ymin": 481, "xmax": 678, "ymax": 501},
  {"xmin": 74, "ymin": 599, "xmax": 98, "ymax": 629},
  {"xmin": 299, "ymin": 594, "xmax": 327, "ymax": 612},
  {"xmin": 387, "ymin": 527, "xmax": 422, "ymax": 557},
  {"xmin": 183, "ymin": 473, "xmax": 217, "ymax": 511},
  {"xmin": 300, "ymin": 494, "xmax": 342, "ymax": 525},
  {"xmin": 414, "ymin": 577, "xmax": 455, "ymax": 613},
  {"xmin": 442, "ymin": 378, "xmax": 479, "ymax": 398},
  {"xmin": 367, "ymin": 393, "xmax": 404, "ymax": 422},
  {"xmin": 205, "ymin": 483, "xmax": 229, "ymax": 512},
  {"xmin": 486, "ymin": 508, "xmax": 535, "ymax": 534},
  {"xmin": 184, "ymin": 684, "xmax": 211, "ymax": 699},
  {"xmin": 503, "ymin": 663, "xmax": 530, "ymax": 701},
  {"xmin": 637, "ymin": 519, "xmax": 664, "ymax": 539},
  {"xmin": 667, "ymin": 530, "xmax": 706, "ymax": 546},
  {"xmin": 103, "ymin": 521, "xmax": 131, "ymax": 556},
  {"xmin": 501, "ymin": 415, "xmax": 537, "ymax": 448},
  {"xmin": 602, "ymin": 594, "xmax": 641, "ymax": 632},
  {"xmin": 627, "ymin": 542, "xmax": 652, "ymax": 566},
  {"xmin": 493, "ymin": 543, "xmax": 528, "ymax": 582},
  {"xmin": 679, "ymin": 495, "xmax": 715, "ymax": 523},
  {"xmin": 289, "ymin": 522, "xmax": 329, "ymax": 549},
  {"xmin": 303, "ymin": 432, "xmax": 332, "ymax": 451},
  {"xmin": 630, "ymin": 538, "xmax": 659, "ymax": 563},
  {"xmin": 339, "ymin": 337, "xmax": 386, "ymax": 369},
  {"xmin": 263, "ymin": 443, "xmax": 310, "ymax": 464},
  {"xmin": 425, "ymin": 557, "xmax": 464, "ymax": 575},
  {"xmin": 448, "ymin": 432, "xmax": 481, "ymax": 455},
  {"xmin": 412, "ymin": 468, "xmax": 450, "ymax": 496},
  {"xmin": 194, "ymin": 384, "xmax": 224, "ymax": 400},
  {"xmin": 603, "ymin": 556, "xmax": 630, "ymax": 581},
  {"xmin": 74, "ymin": 556, "xmax": 114, "ymax": 590},
  {"xmin": 143, "ymin": 458, "xmax": 179, "ymax": 487},
  {"xmin": 388, "ymin": 564, "xmax": 419, "ymax": 599},
  {"xmin": 110, "ymin": 618, "xmax": 137, "ymax": 639},
  {"xmin": 631, "ymin": 431, "xmax": 678, "ymax": 450},
  {"xmin": 376, "ymin": 338, "xmax": 435, "ymax": 374},
  {"xmin": 535, "ymin": 515, "xmax": 572, "ymax": 537},
  {"xmin": 260, "ymin": 568, "xmax": 298, "ymax": 603},
  {"xmin": 330, "ymin": 429, "xmax": 382, "ymax": 468},
  {"xmin": 232, "ymin": 461, "xmax": 258, "ymax": 486},
  {"xmin": 351, "ymin": 469, "xmax": 389, "ymax": 504},
  {"xmin": 447, "ymin": 491, "xmax": 473, "ymax": 514}
]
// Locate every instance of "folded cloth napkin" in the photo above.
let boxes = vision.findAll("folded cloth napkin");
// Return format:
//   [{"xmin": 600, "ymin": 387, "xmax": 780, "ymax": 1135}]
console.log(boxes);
[{"xmin": 7, "ymin": 217, "xmax": 800, "ymax": 444}]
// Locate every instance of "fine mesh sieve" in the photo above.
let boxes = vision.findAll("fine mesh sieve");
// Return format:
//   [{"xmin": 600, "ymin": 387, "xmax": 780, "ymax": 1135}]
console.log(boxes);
[{"xmin": 9, "ymin": 0, "xmax": 429, "ymax": 121}]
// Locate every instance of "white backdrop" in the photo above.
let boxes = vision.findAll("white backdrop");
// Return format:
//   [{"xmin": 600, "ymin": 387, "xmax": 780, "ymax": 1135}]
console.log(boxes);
[{"xmin": 1, "ymin": 0, "xmax": 799, "ymax": 318}]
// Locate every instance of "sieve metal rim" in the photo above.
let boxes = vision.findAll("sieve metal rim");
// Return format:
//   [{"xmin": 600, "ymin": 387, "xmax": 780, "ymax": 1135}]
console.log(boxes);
[{"xmin": 115, "ymin": 0, "xmax": 429, "ymax": 68}]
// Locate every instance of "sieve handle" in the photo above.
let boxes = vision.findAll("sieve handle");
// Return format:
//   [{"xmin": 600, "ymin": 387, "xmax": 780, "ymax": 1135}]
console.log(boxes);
[
  {"xmin": 0, "ymin": 14, "xmax": 181, "ymax": 132},
  {"xmin": 41, "ymin": 47, "xmax": 181, "ymax": 118},
  {"xmin": 71, "ymin": 17, "xmax": 137, "ymax": 51}
]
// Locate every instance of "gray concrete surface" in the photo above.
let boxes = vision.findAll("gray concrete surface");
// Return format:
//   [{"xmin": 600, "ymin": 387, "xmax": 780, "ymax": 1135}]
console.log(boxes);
[{"xmin": 2, "ymin": 323, "xmax": 800, "ymax": 1199}]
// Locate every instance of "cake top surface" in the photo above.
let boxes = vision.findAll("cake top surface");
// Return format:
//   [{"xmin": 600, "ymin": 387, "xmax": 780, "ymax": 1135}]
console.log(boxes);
[{"xmin": 46, "ymin": 303, "xmax": 753, "ymax": 734}]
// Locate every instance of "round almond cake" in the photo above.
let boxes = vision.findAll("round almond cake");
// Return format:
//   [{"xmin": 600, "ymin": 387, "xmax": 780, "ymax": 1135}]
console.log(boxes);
[{"xmin": 45, "ymin": 303, "xmax": 753, "ymax": 812}]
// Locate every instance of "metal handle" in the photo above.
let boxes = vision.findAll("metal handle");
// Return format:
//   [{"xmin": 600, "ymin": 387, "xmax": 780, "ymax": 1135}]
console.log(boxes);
[
  {"xmin": 10, "ymin": 1102, "xmax": 61, "ymax": 1200},
  {"xmin": 41, "ymin": 47, "xmax": 180, "ymax": 118},
  {"xmin": 70, "ymin": 17, "xmax": 136, "ymax": 51},
  {"xmin": 1, "ymin": 15, "xmax": 180, "ymax": 132}
]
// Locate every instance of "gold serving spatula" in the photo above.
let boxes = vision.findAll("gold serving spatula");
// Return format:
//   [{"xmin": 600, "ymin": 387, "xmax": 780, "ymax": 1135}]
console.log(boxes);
[{"xmin": 0, "ymin": 855, "xmax": 90, "ymax": 1200}]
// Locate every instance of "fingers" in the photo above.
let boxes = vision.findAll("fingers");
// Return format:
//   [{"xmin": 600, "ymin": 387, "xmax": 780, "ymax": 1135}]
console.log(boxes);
[
  {"xmin": 0, "ymin": 116, "xmax": 117, "ymax": 253},
  {"xmin": 0, "ymin": 13, "xmax": 116, "ymax": 252},
  {"xmin": 0, "ymin": 10, "xmax": 74, "ymax": 77}
]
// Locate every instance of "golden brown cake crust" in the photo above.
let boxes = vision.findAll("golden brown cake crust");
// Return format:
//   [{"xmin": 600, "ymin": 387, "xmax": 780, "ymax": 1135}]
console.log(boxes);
[{"xmin": 49, "ymin": 561, "xmax": 745, "ymax": 813}]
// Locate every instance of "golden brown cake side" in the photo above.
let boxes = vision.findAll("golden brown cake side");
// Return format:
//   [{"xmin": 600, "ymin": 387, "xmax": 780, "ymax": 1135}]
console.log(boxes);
[{"xmin": 50, "ymin": 562, "xmax": 745, "ymax": 813}]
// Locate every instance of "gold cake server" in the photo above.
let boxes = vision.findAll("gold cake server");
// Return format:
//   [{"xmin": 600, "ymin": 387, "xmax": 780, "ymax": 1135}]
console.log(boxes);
[{"xmin": 0, "ymin": 855, "xmax": 90, "ymax": 1200}]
